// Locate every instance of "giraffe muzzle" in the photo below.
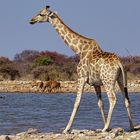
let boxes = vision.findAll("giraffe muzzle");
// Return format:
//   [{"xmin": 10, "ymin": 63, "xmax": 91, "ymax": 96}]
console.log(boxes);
[{"xmin": 29, "ymin": 19, "xmax": 37, "ymax": 24}]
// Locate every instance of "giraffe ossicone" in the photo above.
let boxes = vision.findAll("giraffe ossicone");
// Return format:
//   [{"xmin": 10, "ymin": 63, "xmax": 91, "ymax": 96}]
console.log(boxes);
[
  {"xmin": 30, "ymin": 6, "xmax": 134, "ymax": 133},
  {"xmin": 46, "ymin": 5, "xmax": 50, "ymax": 9}
]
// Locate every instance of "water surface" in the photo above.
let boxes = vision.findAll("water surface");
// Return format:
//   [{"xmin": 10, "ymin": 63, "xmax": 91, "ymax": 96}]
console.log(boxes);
[{"xmin": 0, "ymin": 93, "xmax": 140, "ymax": 134}]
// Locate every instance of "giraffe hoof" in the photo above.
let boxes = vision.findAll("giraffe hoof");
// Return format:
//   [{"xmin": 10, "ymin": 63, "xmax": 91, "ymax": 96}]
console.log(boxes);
[
  {"xmin": 102, "ymin": 128, "xmax": 110, "ymax": 132},
  {"xmin": 102, "ymin": 129, "xmax": 107, "ymax": 132},
  {"xmin": 62, "ymin": 129, "xmax": 70, "ymax": 134},
  {"xmin": 130, "ymin": 127, "xmax": 135, "ymax": 132}
]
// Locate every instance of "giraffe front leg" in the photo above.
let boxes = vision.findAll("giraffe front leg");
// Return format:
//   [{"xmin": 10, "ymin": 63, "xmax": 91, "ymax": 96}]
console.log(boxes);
[{"xmin": 62, "ymin": 77, "xmax": 87, "ymax": 134}]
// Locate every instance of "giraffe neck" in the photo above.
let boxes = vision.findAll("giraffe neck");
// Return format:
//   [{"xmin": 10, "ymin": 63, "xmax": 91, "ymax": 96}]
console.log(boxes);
[{"xmin": 49, "ymin": 13, "xmax": 102, "ymax": 55}]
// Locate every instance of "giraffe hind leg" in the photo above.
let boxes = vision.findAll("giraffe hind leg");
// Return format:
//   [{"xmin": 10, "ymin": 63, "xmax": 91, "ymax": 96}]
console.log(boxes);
[
  {"xmin": 94, "ymin": 85, "xmax": 106, "ymax": 126},
  {"xmin": 102, "ymin": 87, "xmax": 117, "ymax": 132},
  {"xmin": 117, "ymin": 79, "xmax": 134, "ymax": 131}
]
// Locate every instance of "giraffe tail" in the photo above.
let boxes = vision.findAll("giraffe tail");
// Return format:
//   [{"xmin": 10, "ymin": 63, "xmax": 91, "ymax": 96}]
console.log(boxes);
[{"xmin": 118, "ymin": 61, "xmax": 127, "ymax": 89}]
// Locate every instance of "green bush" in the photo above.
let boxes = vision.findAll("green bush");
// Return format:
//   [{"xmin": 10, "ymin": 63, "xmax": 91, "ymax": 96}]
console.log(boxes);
[{"xmin": 33, "ymin": 56, "xmax": 54, "ymax": 67}]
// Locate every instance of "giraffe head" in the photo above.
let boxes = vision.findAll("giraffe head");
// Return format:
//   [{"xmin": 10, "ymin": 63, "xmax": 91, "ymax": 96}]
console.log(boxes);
[{"xmin": 30, "ymin": 6, "xmax": 55, "ymax": 24}]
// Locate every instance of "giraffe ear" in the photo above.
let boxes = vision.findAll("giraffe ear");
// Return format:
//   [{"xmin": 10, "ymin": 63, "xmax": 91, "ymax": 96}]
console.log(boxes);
[
  {"xmin": 54, "ymin": 11, "xmax": 58, "ymax": 14},
  {"xmin": 46, "ymin": 6, "xmax": 50, "ymax": 9}
]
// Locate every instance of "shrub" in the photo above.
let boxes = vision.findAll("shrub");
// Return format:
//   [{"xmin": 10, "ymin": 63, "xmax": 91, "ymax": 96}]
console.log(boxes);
[
  {"xmin": 31, "ymin": 66, "xmax": 49, "ymax": 80},
  {"xmin": 33, "ymin": 56, "xmax": 54, "ymax": 67},
  {"xmin": 0, "ymin": 64, "xmax": 20, "ymax": 80},
  {"xmin": 0, "ymin": 57, "xmax": 11, "ymax": 65}
]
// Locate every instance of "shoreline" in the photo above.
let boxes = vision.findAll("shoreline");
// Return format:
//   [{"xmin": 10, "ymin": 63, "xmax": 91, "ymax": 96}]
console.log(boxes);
[
  {"xmin": 1, "ymin": 126, "xmax": 140, "ymax": 140},
  {"xmin": 0, "ymin": 80, "xmax": 139, "ymax": 93}
]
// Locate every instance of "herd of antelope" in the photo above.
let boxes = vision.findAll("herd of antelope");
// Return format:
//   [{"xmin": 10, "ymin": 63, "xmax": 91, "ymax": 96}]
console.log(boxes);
[{"xmin": 31, "ymin": 80, "xmax": 61, "ymax": 93}]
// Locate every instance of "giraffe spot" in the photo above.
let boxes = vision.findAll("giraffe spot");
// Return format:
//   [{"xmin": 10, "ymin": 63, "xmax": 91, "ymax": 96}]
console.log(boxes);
[
  {"xmin": 70, "ymin": 45, "xmax": 79, "ymax": 53},
  {"xmin": 84, "ymin": 40, "xmax": 88, "ymax": 44},
  {"xmin": 83, "ymin": 46, "xmax": 87, "ymax": 51},
  {"xmin": 63, "ymin": 27, "xmax": 68, "ymax": 34},
  {"xmin": 80, "ymin": 40, "xmax": 84, "ymax": 43},
  {"xmin": 83, "ymin": 64, "xmax": 88, "ymax": 69},
  {"xmin": 61, "ymin": 35, "xmax": 64, "ymax": 40},
  {"xmin": 88, "ymin": 45, "xmax": 93, "ymax": 50},
  {"xmin": 58, "ymin": 24, "xmax": 63, "ymax": 28},
  {"xmin": 68, "ymin": 34, "xmax": 72, "ymax": 39},
  {"xmin": 82, "ymin": 59, "xmax": 86, "ymax": 65},
  {"xmin": 88, "ymin": 41, "xmax": 92, "ymax": 45},
  {"xmin": 64, "ymin": 40, "xmax": 69, "ymax": 45},
  {"xmin": 81, "ymin": 69, "xmax": 86, "ymax": 76},
  {"xmin": 72, "ymin": 34, "xmax": 76, "ymax": 38},
  {"xmin": 61, "ymin": 30, "xmax": 65, "ymax": 35},
  {"xmin": 73, "ymin": 39, "xmax": 78, "ymax": 45},
  {"xmin": 66, "ymin": 36, "xmax": 71, "ymax": 43},
  {"xmin": 56, "ymin": 28, "xmax": 60, "ymax": 33},
  {"xmin": 81, "ymin": 51, "xmax": 87, "ymax": 58},
  {"xmin": 83, "ymin": 45, "xmax": 90, "ymax": 51},
  {"xmin": 110, "ymin": 63, "xmax": 114, "ymax": 67},
  {"xmin": 96, "ymin": 51, "xmax": 102, "ymax": 55},
  {"xmin": 78, "ymin": 43, "xmax": 83, "ymax": 48},
  {"xmin": 93, "ymin": 46, "xmax": 98, "ymax": 52}
]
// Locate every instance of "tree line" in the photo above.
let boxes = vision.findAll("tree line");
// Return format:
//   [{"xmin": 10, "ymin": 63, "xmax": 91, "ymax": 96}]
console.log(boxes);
[{"xmin": 0, "ymin": 50, "xmax": 139, "ymax": 81}]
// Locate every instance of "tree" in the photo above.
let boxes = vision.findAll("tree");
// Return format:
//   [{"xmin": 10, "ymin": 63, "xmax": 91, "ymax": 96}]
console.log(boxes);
[
  {"xmin": 14, "ymin": 50, "xmax": 40, "ymax": 62},
  {"xmin": 40, "ymin": 50, "xmax": 69, "ymax": 65}
]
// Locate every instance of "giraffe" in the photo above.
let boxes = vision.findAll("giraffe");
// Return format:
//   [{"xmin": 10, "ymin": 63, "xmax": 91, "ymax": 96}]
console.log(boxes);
[{"xmin": 30, "ymin": 6, "xmax": 134, "ymax": 133}]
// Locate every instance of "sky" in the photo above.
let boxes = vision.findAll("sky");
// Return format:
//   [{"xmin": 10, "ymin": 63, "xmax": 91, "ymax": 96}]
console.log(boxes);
[{"xmin": 0, "ymin": 0, "xmax": 140, "ymax": 60}]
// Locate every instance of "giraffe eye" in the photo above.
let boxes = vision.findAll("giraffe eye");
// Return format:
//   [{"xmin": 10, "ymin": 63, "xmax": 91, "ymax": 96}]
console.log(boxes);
[{"xmin": 40, "ymin": 13, "xmax": 45, "ymax": 16}]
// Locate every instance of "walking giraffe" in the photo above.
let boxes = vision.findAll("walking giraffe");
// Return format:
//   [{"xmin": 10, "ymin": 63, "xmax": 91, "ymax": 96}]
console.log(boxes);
[{"xmin": 30, "ymin": 6, "xmax": 134, "ymax": 133}]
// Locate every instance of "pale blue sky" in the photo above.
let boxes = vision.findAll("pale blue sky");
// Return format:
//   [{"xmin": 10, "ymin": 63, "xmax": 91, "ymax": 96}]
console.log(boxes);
[{"xmin": 0, "ymin": 0, "xmax": 140, "ymax": 59}]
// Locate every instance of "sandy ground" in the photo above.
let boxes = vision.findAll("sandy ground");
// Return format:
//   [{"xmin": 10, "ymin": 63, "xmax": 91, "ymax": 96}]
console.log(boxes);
[{"xmin": 0, "ymin": 80, "xmax": 139, "ymax": 93}]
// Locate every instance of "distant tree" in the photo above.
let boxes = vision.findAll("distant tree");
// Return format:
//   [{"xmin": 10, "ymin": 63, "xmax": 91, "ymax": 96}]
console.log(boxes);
[
  {"xmin": 14, "ymin": 50, "xmax": 40, "ymax": 62},
  {"xmin": 40, "ymin": 50, "xmax": 69, "ymax": 65}
]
